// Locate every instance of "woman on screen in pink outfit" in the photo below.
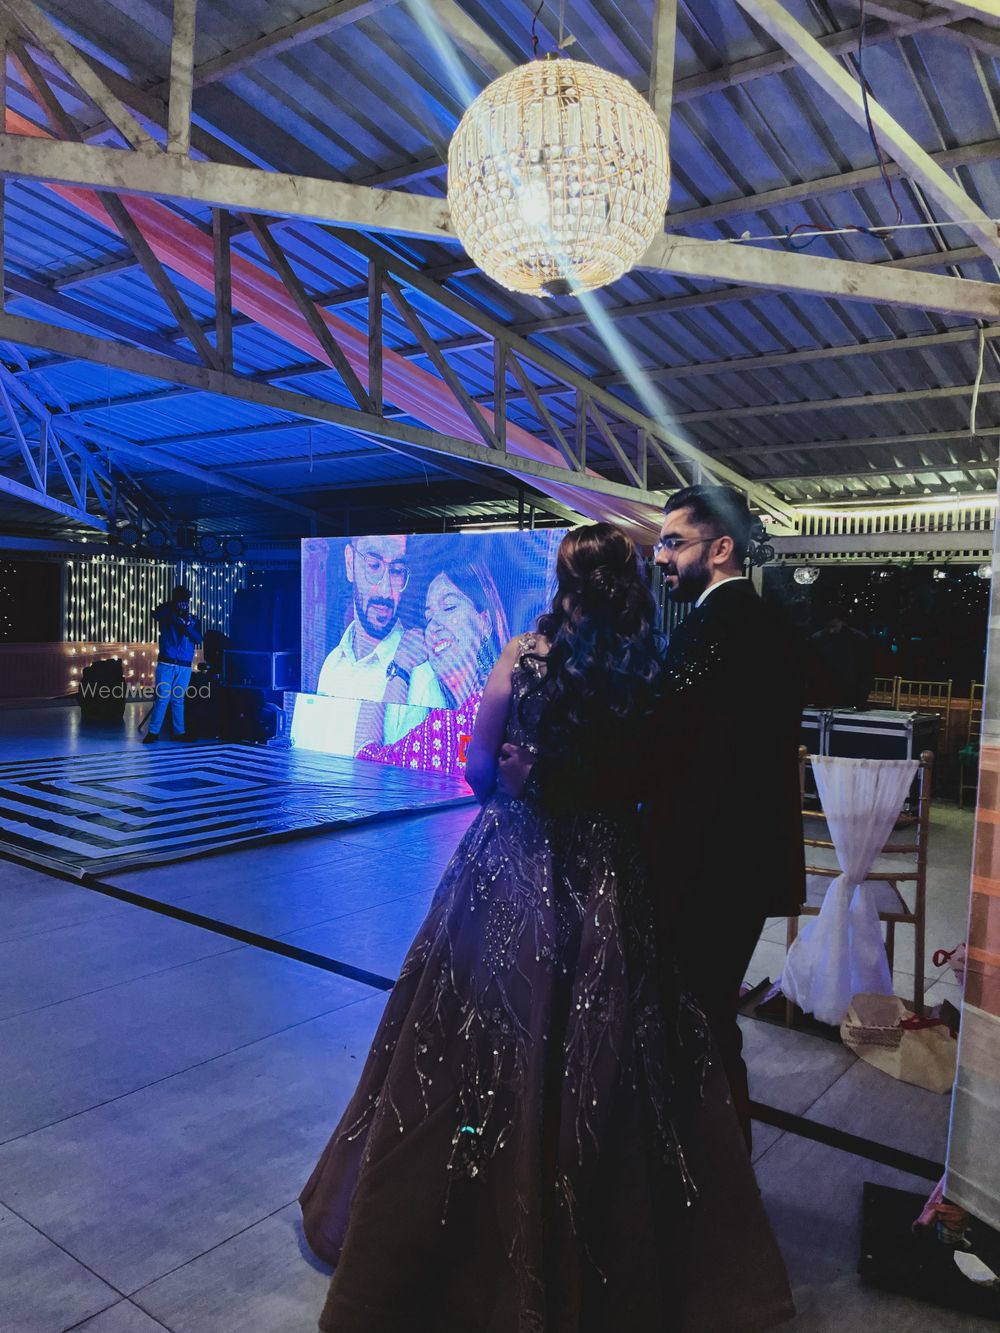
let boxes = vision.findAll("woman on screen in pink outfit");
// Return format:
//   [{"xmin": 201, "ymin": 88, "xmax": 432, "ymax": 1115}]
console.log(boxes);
[{"xmin": 355, "ymin": 560, "xmax": 509, "ymax": 778}]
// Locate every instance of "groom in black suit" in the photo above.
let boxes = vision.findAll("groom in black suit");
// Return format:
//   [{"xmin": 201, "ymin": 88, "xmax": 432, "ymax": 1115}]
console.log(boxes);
[{"xmin": 651, "ymin": 486, "xmax": 805, "ymax": 1147}]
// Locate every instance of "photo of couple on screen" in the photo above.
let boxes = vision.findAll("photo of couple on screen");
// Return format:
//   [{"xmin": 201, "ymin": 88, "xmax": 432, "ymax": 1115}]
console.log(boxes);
[{"xmin": 291, "ymin": 531, "xmax": 562, "ymax": 779}]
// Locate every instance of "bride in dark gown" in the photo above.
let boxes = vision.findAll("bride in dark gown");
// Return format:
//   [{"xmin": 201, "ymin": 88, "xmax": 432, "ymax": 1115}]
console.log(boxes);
[{"xmin": 301, "ymin": 523, "xmax": 793, "ymax": 1333}]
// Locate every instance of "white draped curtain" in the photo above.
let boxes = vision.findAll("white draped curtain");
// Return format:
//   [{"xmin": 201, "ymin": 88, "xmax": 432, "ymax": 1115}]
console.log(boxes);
[{"xmin": 781, "ymin": 755, "xmax": 917, "ymax": 1026}]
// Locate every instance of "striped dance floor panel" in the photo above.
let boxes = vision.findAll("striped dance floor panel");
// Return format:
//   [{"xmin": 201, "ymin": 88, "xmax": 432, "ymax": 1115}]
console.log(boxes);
[{"xmin": 0, "ymin": 744, "xmax": 473, "ymax": 878}]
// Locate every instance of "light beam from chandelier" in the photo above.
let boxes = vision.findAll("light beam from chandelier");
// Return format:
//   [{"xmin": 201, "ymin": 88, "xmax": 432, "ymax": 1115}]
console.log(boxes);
[{"xmin": 404, "ymin": 0, "xmax": 692, "ymax": 465}]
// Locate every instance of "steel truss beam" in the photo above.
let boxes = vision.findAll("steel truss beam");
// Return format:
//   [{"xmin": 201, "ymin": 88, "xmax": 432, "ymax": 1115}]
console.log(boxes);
[
  {"xmin": 865, "ymin": 0, "xmax": 1000, "ymax": 50},
  {"xmin": 0, "ymin": 363, "xmax": 157, "ymax": 529},
  {"xmin": 4, "ymin": 8, "xmax": 990, "ymax": 527},
  {"xmin": 0, "ymin": 99, "xmax": 793, "ymax": 522},
  {"xmin": 0, "ymin": 311, "xmax": 679, "ymax": 507},
  {"xmin": 166, "ymin": 0, "xmax": 196, "ymax": 158},
  {"xmin": 591, "ymin": 321, "xmax": 1000, "ymax": 394},
  {"xmin": 296, "ymin": 229, "xmax": 796, "ymax": 520},
  {"xmin": 0, "ymin": 353, "xmax": 323, "ymax": 524},
  {"xmin": 0, "ymin": 0, "xmax": 157, "ymax": 150}
]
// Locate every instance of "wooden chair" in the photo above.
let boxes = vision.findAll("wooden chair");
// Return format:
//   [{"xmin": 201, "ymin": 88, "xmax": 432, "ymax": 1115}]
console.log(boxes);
[
  {"xmin": 896, "ymin": 677, "xmax": 953, "ymax": 729},
  {"xmin": 868, "ymin": 676, "xmax": 899, "ymax": 707},
  {"xmin": 959, "ymin": 680, "xmax": 985, "ymax": 810},
  {"xmin": 787, "ymin": 748, "xmax": 933, "ymax": 1020}
]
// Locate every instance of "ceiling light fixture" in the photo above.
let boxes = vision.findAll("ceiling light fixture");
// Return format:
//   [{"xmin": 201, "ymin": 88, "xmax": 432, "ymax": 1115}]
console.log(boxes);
[{"xmin": 448, "ymin": 56, "xmax": 669, "ymax": 296}]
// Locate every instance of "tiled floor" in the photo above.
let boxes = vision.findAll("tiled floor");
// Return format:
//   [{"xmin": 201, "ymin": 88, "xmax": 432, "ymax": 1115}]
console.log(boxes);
[{"xmin": 0, "ymin": 705, "xmax": 991, "ymax": 1332}]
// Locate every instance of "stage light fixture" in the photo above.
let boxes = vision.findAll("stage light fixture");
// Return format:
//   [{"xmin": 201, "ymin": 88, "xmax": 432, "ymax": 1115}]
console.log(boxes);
[
  {"xmin": 223, "ymin": 537, "xmax": 245, "ymax": 559},
  {"xmin": 116, "ymin": 522, "xmax": 141, "ymax": 547},
  {"xmin": 793, "ymin": 567, "xmax": 819, "ymax": 586},
  {"xmin": 198, "ymin": 534, "xmax": 222, "ymax": 558},
  {"xmin": 977, "ymin": 564, "xmax": 993, "ymax": 580},
  {"xmin": 146, "ymin": 528, "xmax": 169, "ymax": 552}
]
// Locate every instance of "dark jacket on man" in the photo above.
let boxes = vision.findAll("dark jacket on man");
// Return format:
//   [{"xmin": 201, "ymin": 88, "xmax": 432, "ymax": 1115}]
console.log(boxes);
[
  {"xmin": 645, "ymin": 578, "xmax": 806, "ymax": 1147},
  {"xmin": 649, "ymin": 578, "xmax": 806, "ymax": 925},
  {"xmin": 152, "ymin": 602, "xmax": 203, "ymax": 667}
]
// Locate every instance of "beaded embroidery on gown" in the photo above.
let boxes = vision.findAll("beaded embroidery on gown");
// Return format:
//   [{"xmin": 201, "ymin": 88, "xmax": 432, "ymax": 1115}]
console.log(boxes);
[{"xmin": 300, "ymin": 636, "xmax": 793, "ymax": 1333}]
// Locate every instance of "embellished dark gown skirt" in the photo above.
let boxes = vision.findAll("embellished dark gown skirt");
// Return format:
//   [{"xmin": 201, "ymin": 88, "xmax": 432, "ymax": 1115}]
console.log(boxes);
[{"xmin": 300, "ymin": 784, "xmax": 793, "ymax": 1333}]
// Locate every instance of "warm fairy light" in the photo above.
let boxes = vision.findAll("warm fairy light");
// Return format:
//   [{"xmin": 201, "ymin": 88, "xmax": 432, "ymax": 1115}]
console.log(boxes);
[{"xmin": 448, "ymin": 57, "xmax": 669, "ymax": 296}]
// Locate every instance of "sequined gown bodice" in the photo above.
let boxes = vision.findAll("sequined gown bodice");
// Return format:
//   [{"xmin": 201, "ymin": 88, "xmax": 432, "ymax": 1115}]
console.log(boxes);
[
  {"xmin": 300, "ymin": 638, "xmax": 793, "ymax": 1333},
  {"xmin": 505, "ymin": 633, "xmax": 546, "ymax": 751}
]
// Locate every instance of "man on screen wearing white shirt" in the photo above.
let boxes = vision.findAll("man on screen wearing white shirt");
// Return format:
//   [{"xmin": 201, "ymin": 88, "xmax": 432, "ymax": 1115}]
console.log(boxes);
[{"xmin": 305, "ymin": 535, "xmax": 443, "ymax": 755}]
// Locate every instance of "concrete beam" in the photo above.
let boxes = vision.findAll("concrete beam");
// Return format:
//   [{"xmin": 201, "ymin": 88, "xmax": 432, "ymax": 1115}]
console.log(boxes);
[
  {"xmin": 638, "ymin": 233, "xmax": 1000, "ymax": 320},
  {"xmin": 650, "ymin": 0, "xmax": 678, "ymax": 144},
  {"xmin": 166, "ymin": 0, "xmax": 197, "ymax": 157},
  {"xmin": 0, "ymin": 133, "xmax": 455, "ymax": 240}
]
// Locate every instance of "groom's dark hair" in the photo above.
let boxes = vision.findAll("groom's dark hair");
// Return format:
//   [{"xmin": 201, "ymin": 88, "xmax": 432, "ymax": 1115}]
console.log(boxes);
[{"xmin": 663, "ymin": 485, "xmax": 753, "ymax": 562}]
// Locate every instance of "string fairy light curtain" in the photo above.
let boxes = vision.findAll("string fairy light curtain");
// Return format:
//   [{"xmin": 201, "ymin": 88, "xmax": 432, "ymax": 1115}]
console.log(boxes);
[{"xmin": 64, "ymin": 555, "xmax": 247, "ymax": 643}]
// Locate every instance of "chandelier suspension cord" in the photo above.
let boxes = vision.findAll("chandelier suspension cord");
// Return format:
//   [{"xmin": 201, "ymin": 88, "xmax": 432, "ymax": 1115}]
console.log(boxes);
[{"xmin": 530, "ymin": 0, "xmax": 545, "ymax": 59}]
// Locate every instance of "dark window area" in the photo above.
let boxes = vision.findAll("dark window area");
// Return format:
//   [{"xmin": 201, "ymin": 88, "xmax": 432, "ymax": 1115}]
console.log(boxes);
[
  {"xmin": 0, "ymin": 560, "xmax": 62, "ymax": 643},
  {"xmin": 766, "ymin": 565, "xmax": 990, "ymax": 687}
]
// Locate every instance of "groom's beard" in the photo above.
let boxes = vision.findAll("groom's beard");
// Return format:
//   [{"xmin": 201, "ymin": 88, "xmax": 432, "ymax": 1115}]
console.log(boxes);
[{"xmin": 665, "ymin": 554, "xmax": 712, "ymax": 603}]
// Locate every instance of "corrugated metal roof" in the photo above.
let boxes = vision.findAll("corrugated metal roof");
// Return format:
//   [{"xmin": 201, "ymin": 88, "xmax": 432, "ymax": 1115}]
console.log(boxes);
[{"xmin": 0, "ymin": 0, "xmax": 998, "ymax": 542}]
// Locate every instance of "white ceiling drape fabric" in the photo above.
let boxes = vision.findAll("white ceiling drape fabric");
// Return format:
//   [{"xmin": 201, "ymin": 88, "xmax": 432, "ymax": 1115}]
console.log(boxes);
[{"xmin": 781, "ymin": 755, "xmax": 918, "ymax": 1026}]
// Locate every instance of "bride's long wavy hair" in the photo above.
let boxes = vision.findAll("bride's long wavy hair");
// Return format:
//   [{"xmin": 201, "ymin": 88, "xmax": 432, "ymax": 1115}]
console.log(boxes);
[{"xmin": 528, "ymin": 522, "xmax": 662, "ymax": 771}]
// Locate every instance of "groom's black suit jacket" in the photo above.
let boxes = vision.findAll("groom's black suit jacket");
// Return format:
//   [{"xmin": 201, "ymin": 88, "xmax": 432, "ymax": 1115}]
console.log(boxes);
[{"xmin": 647, "ymin": 579, "xmax": 806, "ymax": 925}]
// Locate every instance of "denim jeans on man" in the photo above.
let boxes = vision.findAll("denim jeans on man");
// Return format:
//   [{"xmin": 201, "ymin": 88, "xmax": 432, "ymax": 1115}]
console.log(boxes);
[{"xmin": 148, "ymin": 662, "xmax": 192, "ymax": 736}]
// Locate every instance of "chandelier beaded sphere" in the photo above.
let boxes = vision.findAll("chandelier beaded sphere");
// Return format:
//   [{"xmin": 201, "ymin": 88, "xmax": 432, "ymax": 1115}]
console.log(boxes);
[{"xmin": 447, "ymin": 57, "xmax": 670, "ymax": 297}]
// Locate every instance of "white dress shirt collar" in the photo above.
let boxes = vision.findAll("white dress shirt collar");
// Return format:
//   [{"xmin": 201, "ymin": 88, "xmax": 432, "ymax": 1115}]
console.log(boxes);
[{"xmin": 337, "ymin": 618, "xmax": 402, "ymax": 667}]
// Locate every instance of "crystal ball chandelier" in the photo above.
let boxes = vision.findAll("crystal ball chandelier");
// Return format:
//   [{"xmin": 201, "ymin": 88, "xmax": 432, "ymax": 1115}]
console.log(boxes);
[{"xmin": 447, "ymin": 57, "xmax": 670, "ymax": 297}]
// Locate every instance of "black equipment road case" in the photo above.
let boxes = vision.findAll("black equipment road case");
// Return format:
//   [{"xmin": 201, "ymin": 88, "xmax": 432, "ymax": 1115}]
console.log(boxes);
[{"xmin": 826, "ymin": 709, "xmax": 940, "ymax": 761}]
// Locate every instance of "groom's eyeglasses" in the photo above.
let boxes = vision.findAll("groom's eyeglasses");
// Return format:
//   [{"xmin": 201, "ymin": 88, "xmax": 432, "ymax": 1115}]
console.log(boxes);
[
  {"xmin": 354, "ymin": 548, "xmax": 410, "ymax": 590},
  {"xmin": 653, "ymin": 535, "xmax": 720, "ymax": 557}
]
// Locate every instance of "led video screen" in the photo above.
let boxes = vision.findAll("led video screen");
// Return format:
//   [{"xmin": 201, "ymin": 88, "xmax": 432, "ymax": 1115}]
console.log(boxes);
[{"xmin": 290, "ymin": 531, "xmax": 562, "ymax": 778}]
